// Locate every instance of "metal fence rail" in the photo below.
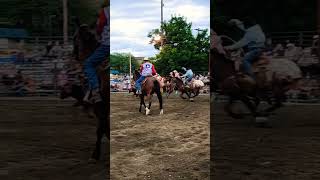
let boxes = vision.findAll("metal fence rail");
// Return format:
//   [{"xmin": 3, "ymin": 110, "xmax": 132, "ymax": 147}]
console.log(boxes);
[{"xmin": 270, "ymin": 31, "xmax": 317, "ymax": 47}]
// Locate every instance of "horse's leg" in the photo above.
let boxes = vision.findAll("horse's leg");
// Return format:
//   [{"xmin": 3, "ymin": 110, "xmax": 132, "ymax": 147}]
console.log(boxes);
[
  {"xmin": 180, "ymin": 91, "xmax": 187, "ymax": 99},
  {"xmin": 91, "ymin": 101, "xmax": 107, "ymax": 161},
  {"xmin": 240, "ymin": 95, "xmax": 258, "ymax": 117},
  {"xmin": 264, "ymin": 92, "xmax": 284, "ymax": 113},
  {"xmin": 224, "ymin": 96, "xmax": 244, "ymax": 119},
  {"xmin": 139, "ymin": 94, "xmax": 146, "ymax": 112},
  {"xmin": 156, "ymin": 89, "xmax": 164, "ymax": 115},
  {"xmin": 145, "ymin": 94, "xmax": 152, "ymax": 115}
]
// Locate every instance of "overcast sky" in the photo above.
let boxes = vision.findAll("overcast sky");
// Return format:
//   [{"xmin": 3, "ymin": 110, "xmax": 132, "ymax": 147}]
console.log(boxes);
[{"xmin": 110, "ymin": 0, "xmax": 210, "ymax": 57}]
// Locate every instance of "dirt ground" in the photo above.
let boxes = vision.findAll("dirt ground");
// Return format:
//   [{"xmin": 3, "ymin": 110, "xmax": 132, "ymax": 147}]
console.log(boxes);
[
  {"xmin": 211, "ymin": 100, "xmax": 320, "ymax": 179},
  {"xmin": 1, "ymin": 98, "xmax": 108, "ymax": 180},
  {"xmin": 110, "ymin": 93, "xmax": 210, "ymax": 180}
]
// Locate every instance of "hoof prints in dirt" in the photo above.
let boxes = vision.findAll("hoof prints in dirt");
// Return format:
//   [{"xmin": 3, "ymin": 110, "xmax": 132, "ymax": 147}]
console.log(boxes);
[{"xmin": 111, "ymin": 94, "xmax": 210, "ymax": 179}]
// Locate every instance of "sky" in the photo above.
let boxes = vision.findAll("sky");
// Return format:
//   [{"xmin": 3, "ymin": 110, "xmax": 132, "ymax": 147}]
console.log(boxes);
[{"xmin": 110, "ymin": 0, "xmax": 210, "ymax": 57}]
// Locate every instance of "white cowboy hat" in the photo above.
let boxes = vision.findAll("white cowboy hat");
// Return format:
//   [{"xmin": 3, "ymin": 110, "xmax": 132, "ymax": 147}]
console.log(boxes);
[
  {"xmin": 143, "ymin": 57, "xmax": 149, "ymax": 61},
  {"xmin": 286, "ymin": 43, "xmax": 295, "ymax": 48},
  {"xmin": 228, "ymin": 19, "xmax": 243, "ymax": 26}
]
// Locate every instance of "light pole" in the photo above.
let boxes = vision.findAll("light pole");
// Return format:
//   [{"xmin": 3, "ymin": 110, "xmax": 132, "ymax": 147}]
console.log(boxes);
[
  {"xmin": 160, "ymin": 0, "xmax": 164, "ymax": 49},
  {"xmin": 195, "ymin": 28, "xmax": 205, "ymax": 33},
  {"xmin": 129, "ymin": 54, "xmax": 132, "ymax": 83},
  {"xmin": 318, "ymin": 0, "xmax": 320, "ymax": 61},
  {"xmin": 161, "ymin": 0, "xmax": 164, "ymax": 33},
  {"xmin": 63, "ymin": 0, "xmax": 68, "ymax": 46},
  {"xmin": 49, "ymin": 15, "xmax": 56, "ymax": 39}
]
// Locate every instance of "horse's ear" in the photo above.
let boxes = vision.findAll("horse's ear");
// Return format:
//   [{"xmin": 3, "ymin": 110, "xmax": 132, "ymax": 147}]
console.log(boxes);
[{"xmin": 74, "ymin": 17, "xmax": 81, "ymax": 27}]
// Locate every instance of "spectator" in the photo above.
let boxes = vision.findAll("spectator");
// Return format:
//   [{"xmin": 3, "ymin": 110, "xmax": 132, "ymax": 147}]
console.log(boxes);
[
  {"xmin": 46, "ymin": 41, "xmax": 53, "ymax": 56},
  {"xmin": 273, "ymin": 43, "xmax": 285, "ymax": 56},
  {"xmin": 312, "ymin": 35, "xmax": 319, "ymax": 57},
  {"xmin": 284, "ymin": 43, "xmax": 303, "ymax": 62},
  {"xmin": 50, "ymin": 41, "xmax": 63, "ymax": 58}
]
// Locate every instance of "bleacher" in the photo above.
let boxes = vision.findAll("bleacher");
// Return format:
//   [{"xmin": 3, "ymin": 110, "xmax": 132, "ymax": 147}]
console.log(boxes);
[{"xmin": 0, "ymin": 57, "xmax": 70, "ymax": 97}]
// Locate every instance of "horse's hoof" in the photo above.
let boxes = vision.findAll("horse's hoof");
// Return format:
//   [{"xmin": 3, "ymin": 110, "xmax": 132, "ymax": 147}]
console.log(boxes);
[
  {"xmin": 255, "ymin": 116, "xmax": 272, "ymax": 128},
  {"xmin": 189, "ymin": 98, "xmax": 194, "ymax": 102},
  {"xmin": 88, "ymin": 158, "xmax": 98, "ymax": 164},
  {"xmin": 145, "ymin": 108, "xmax": 150, "ymax": 115},
  {"xmin": 160, "ymin": 109, "xmax": 164, "ymax": 115},
  {"xmin": 255, "ymin": 116, "xmax": 268, "ymax": 123}
]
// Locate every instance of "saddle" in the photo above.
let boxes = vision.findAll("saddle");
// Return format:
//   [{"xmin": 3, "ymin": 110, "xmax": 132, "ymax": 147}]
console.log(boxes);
[{"xmin": 142, "ymin": 75, "xmax": 154, "ymax": 85}]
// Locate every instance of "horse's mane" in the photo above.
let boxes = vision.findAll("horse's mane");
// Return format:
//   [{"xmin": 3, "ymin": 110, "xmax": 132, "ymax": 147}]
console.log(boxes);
[{"xmin": 74, "ymin": 24, "xmax": 99, "ymax": 61}]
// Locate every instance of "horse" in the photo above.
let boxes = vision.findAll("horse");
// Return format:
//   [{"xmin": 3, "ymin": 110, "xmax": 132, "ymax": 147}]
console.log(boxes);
[
  {"xmin": 128, "ymin": 69, "xmax": 140, "ymax": 97},
  {"xmin": 210, "ymin": 32, "xmax": 302, "ymax": 121},
  {"xmin": 132, "ymin": 70, "xmax": 163, "ymax": 115},
  {"xmin": 167, "ymin": 76, "xmax": 204, "ymax": 101},
  {"xmin": 139, "ymin": 76, "xmax": 164, "ymax": 115},
  {"xmin": 61, "ymin": 23, "xmax": 110, "ymax": 161}
]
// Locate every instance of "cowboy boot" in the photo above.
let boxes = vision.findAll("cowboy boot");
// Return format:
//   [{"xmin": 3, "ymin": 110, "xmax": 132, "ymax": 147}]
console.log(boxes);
[
  {"xmin": 83, "ymin": 90, "xmax": 91, "ymax": 104},
  {"xmin": 91, "ymin": 88, "xmax": 102, "ymax": 103}
]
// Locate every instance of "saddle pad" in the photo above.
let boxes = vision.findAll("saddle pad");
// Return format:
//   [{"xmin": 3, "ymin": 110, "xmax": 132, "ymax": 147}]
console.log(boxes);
[
  {"xmin": 192, "ymin": 80, "xmax": 205, "ymax": 88},
  {"xmin": 267, "ymin": 58, "xmax": 302, "ymax": 80}
]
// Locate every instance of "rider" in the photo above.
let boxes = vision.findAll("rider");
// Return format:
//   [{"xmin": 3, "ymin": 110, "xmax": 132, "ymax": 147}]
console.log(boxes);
[
  {"xmin": 83, "ymin": 0, "xmax": 109, "ymax": 103},
  {"xmin": 224, "ymin": 17, "xmax": 266, "ymax": 77},
  {"xmin": 135, "ymin": 57, "xmax": 157, "ymax": 94},
  {"xmin": 181, "ymin": 67, "xmax": 193, "ymax": 87}
]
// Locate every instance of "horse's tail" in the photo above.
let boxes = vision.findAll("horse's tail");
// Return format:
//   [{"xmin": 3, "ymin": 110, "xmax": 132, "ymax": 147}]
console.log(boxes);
[{"xmin": 153, "ymin": 79, "xmax": 161, "ymax": 92}]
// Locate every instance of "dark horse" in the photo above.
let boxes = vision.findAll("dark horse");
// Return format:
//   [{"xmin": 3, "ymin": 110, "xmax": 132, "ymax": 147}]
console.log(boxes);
[
  {"xmin": 133, "ymin": 73, "xmax": 163, "ymax": 115},
  {"xmin": 62, "ymin": 23, "xmax": 109, "ymax": 161},
  {"xmin": 210, "ymin": 33, "xmax": 302, "ymax": 121},
  {"xmin": 128, "ymin": 69, "xmax": 140, "ymax": 96},
  {"xmin": 167, "ymin": 77, "xmax": 201, "ymax": 101}
]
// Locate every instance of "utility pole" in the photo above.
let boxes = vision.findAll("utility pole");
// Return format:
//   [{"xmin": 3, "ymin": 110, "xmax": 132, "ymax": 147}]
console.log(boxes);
[
  {"xmin": 195, "ymin": 28, "xmax": 204, "ymax": 33},
  {"xmin": 63, "ymin": 0, "xmax": 68, "ymax": 46},
  {"xmin": 318, "ymin": 0, "xmax": 320, "ymax": 61},
  {"xmin": 161, "ymin": 0, "xmax": 164, "ymax": 33},
  {"xmin": 129, "ymin": 54, "xmax": 132, "ymax": 83},
  {"xmin": 160, "ymin": 0, "xmax": 164, "ymax": 48},
  {"xmin": 49, "ymin": 15, "xmax": 56, "ymax": 39}
]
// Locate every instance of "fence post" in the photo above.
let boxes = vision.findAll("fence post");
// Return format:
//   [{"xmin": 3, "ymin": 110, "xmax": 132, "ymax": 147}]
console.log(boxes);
[
  {"xmin": 54, "ymin": 62, "xmax": 58, "ymax": 96},
  {"xmin": 299, "ymin": 32, "xmax": 303, "ymax": 47}
]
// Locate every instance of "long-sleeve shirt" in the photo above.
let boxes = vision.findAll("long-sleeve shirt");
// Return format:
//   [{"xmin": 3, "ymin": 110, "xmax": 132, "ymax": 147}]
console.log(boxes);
[
  {"xmin": 140, "ymin": 62, "xmax": 157, "ymax": 76},
  {"xmin": 182, "ymin": 69, "xmax": 193, "ymax": 78},
  {"xmin": 96, "ymin": 6, "xmax": 110, "ymax": 46},
  {"xmin": 228, "ymin": 25, "xmax": 266, "ymax": 50}
]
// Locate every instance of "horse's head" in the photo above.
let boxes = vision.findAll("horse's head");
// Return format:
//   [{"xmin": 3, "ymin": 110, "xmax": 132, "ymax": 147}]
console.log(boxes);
[
  {"xmin": 73, "ymin": 23, "xmax": 99, "ymax": 61},
  {"xmin": 133, "ymin": 70, "xmax": 141, "ymax": 81}
]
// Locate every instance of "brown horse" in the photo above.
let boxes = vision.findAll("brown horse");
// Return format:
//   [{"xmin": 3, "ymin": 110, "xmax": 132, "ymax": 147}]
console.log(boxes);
[
  {"xmin": 167, "ymin": 77, "xmax": 202, "ymax": 101},
  {"xmin": 211, "ymin": 32, "xmax": 302, "ymax": 120},
  {"xmin": 137, "ymin": 76, "xmax": 163, "ymax": 115},
  {"xmin": 132, "ymin": 71, "xmax": 163, "ymax": 114},
  {"xmin": 62, "ymin": 23, "xmax": 109, "ymax": 161},
  {"xmin": 129, "ymin": 69, "xmax": 140, "ymax": 97}
]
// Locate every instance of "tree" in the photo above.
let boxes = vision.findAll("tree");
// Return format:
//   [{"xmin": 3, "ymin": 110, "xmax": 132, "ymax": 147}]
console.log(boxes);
[
  {"xmin": 148, "ymin": 16, "xmax": 209, "ymax": 75},
  {"xmin": 110, "ymin": 53, "xmax": 139, "ymax": 74}
]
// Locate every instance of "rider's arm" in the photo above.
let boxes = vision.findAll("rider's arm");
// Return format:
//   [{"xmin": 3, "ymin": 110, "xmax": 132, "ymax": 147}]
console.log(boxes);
[
  {"xmin": 151, "ymin": 65, "xmax": 157, "ymax": 75},
  {"xmin": 139, "ymin": 64, "xmax": 143, "ymax": 74},
  {"xmin": 227, "ymin": 34, "xmax": 250, "ymax": 50},
  {"xmin": 96, "ymin": 9, "xmax": 107, "ymax": 36}
]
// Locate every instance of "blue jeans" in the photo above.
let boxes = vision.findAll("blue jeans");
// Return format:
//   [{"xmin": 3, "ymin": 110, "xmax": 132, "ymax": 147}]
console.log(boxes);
[
  {"xmin": 84, "ymin": 44, "xmax": 109, "ymax": 90},
  {"xmin": 242, "ymin": 48, "xmax": 263, "ymax": 76},
  {"xmin": 135, "ymin": 76, "xmax": 146, "ymax": 91},
  {"xmin": 186, "ymin": 76, "xmax": 192, "ymax": 82}
]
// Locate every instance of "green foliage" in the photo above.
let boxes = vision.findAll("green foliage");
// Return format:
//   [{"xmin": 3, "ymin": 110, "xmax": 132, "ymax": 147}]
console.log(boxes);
[
  {"xmin": 149, "ymin": 16, "xmax": 209, "ymax": 75},
  {"xmin": 110, "ymin": 53, "xmax": 139, "ymax": 74}
]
